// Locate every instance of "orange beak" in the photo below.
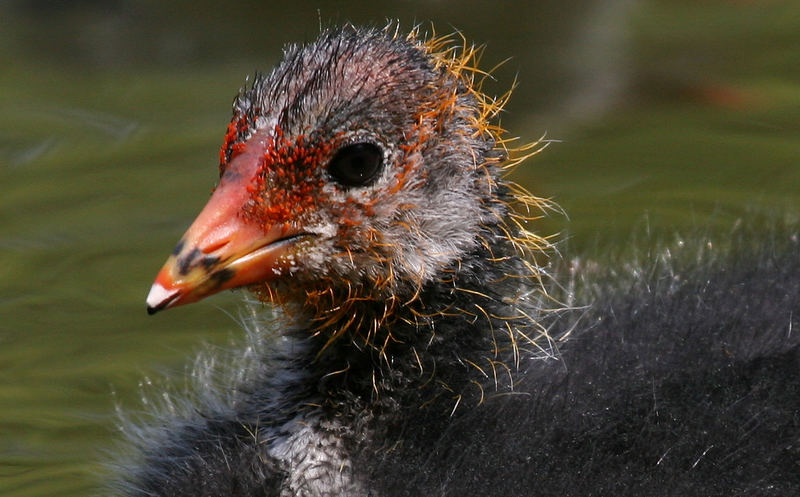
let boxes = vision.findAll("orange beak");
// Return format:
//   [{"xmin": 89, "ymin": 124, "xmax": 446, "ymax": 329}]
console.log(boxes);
[{"xmin": 146, "ymin": 130, "xmax": 306, "ymax": 314}]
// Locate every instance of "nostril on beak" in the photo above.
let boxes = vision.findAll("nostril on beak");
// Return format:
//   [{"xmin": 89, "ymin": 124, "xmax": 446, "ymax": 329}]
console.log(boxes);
[{"xmin": 203, "ymin": 239, "xmax": 231, "ymax": 255}]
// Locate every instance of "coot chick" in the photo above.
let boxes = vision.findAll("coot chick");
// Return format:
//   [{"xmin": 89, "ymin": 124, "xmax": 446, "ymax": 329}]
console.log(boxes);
[{"xmin": 116, "ymin": 25, "xmax": 800, "ymax": 497}]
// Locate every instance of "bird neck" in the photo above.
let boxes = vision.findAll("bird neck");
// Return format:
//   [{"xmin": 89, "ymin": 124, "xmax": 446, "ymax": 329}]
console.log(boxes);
[
  {"xmin": 278, "ymin": 226, "xmax": 547, "ymax": 412},
  {"xmin": 229, "ymin": 223, "xmax": 548, "ymax": 495}
]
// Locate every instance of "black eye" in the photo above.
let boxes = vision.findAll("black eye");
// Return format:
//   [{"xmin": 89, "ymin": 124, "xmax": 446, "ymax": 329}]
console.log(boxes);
[{"xmin": 327, "ymin": 143, "xmax": 383, "ymax": 187}]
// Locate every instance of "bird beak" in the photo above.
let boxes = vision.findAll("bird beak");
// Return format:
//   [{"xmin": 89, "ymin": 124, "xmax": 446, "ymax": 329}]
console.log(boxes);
[{"xmin": 146, "ymin": 131, "xmax": 305, "ymax": 314}]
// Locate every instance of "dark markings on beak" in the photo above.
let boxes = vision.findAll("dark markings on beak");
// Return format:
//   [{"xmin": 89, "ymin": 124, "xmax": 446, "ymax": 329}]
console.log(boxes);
[
  {"xmin": 210, "ymin": 268, "xmax": 235, "ymax": 287},
  {"xmin": 201, "ymin": 256, "xmax": 221, "ymax": 270},
  {"xmin": 178, "ymin": 248, "xmax": 202, "ymax": 276},
  {"xmin": 171, "ymin": 239, "xmax": 186, "ymax": 256}
]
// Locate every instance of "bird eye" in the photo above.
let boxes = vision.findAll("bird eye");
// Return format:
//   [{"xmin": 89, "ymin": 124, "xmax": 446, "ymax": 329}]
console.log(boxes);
[{"xmin": 327, "ymin": 143, "xmax": 383, "ymax": 187}]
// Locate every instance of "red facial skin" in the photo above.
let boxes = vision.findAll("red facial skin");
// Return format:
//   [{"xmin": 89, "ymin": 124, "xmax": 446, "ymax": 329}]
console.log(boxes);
[{"xmin": 146, "ymin": 124, "xmax": 334, "ymax": 314}]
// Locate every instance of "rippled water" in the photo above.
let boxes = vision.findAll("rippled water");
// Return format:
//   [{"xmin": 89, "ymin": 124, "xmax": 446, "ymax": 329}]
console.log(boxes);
[{"xmin": 1, "ymin": 1, "xmax": 798, "ymax": 495}]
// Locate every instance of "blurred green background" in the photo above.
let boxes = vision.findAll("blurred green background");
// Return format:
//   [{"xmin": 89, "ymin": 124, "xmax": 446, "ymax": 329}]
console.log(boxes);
[{"xmin": 0, "ymin": 1, "xmax": 798, "ymax": 495}]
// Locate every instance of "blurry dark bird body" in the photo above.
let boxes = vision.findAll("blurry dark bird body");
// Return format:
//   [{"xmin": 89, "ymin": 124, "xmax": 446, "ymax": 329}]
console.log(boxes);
[
  {"xmin": 372, "ymin": 233, "xmax": 800, "ymax": 496},
  {"xmin": 115, "ymin": 26, "xmax": 800, "ymax": 497}
]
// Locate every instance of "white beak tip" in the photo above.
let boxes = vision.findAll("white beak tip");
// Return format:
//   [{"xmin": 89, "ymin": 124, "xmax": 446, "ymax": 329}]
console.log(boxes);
[{"xmin": 146, "ymin": 283, "xmax": 180, "ymax": 315}]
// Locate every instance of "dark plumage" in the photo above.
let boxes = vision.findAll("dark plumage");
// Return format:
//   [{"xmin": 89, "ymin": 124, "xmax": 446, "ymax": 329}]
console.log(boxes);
[
  {"xmin": 116, "ymin": 26, "xmax": 800, "ymax": 497},
  {"xmin": 366, "ymin": 231, "xmax": 800, "ymax": 496}
]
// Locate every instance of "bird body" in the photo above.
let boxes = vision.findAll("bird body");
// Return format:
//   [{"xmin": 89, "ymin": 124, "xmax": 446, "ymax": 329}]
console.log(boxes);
[{"xmin": 116, "ymin": 25, "xmax": 800, "ymax": 497}]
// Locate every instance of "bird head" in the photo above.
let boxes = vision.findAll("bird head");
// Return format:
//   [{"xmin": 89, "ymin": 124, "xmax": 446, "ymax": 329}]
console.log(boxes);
[{"xmin": 146, "ymin": 27, "xmax": 548, "ymax": 341}]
